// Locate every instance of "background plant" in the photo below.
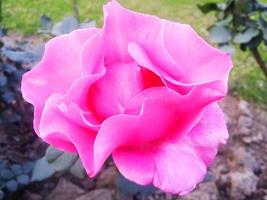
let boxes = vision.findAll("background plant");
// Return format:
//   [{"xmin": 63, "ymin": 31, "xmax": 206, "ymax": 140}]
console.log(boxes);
[{"xmin": 198, "ymin": 0, "xmax": 267, "ymax": 77}]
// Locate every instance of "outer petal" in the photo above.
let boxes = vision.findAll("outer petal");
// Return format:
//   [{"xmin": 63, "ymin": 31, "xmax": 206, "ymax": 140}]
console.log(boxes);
[
  {"xmin": 21, "ymin": 28, "xmax": 99, "ymax": 134},
  {"xmin": 102, "ymin": 0, "xmax": 185, "ymax": 79},
  {"xmin": 39, "ymin": 93, "xmax": 97, "ymax": 175},
  {"xmin": 103, "ymin": 1, "xmax": 232, "ymax": 96},
  {"xmin": 112, "ymin": 103, "xmax": 228, "ymax": 194},
  {"xmin": 163, "ymin": 21, "xmax": 233, "ymax": 93},
  {"xmin": 92, "ymin": 83, "xmax": 224, "ymax": 176}
]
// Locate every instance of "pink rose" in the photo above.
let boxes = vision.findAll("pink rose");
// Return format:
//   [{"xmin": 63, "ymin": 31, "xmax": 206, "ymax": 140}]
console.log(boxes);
[{"xmin": 21, "ymin": 0, "xmax": 232, "ymax": 195}]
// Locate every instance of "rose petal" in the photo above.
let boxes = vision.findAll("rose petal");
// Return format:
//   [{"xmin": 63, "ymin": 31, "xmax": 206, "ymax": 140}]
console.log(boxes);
[
  {"xmin": 87, "ymin": 62, "xmax": 163, "ymax": 122},
  {"xmin": 21, "ymin": 28, "xmax": 99, "ymax": 134},
  {"xmin": 112, "ymin": 103, "xmax": 228, "ymax": 194},
  {"xmin": 92, "ymin": 83, "xmax": 224, "ymax": 175},
  {"xmin": 81, "ymin": 30, "xmax": 105, "ymax": 75},
  {"xmin": 103, "ymin": 1, "xmax": 184, "ymax": 79},
  {"xmin": 186, "ymin": 103, "xmax": 228, "ymax": 165},
  {"xmin": 39, "ymin": 93, "xmax": 97, "ymax": 175},
  {"xmin": 163, "ymin": 21, "xmax": 232, "ymax": 93}
]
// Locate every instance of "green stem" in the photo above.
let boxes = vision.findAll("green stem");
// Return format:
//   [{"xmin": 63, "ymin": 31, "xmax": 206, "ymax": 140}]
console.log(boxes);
[
  {"xmin": 250, "ymin": 48, "xmax": 267, "ymax": 78},
  {"xmin": 73, "ymin": 0, "xmax": 80, "ymax": 23}
]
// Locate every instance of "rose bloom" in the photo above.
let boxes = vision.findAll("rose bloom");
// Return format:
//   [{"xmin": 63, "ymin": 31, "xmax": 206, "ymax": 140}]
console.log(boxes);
[{"xmin": 22, "ymin": 0, "xmax": 232, "ymax": 195}]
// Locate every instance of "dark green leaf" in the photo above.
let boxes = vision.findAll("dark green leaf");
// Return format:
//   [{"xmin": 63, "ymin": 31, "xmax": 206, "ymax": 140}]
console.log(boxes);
[
  {"xmin": 49, "ymin": 152, "xmax": 78, "ymax": 171},
  {"xmin": 259, "ymin": 17, "xmax": 267, "ymax": 41},
  {"xmin": 51, "ymin": 16, "xmax": 79, "ymax": 36},
  {"xmin": 233, "ymin": 28, "xmax": 259, "ymax": 43},
  {"xmin": 246, "ymin": 33, "xmax": 263, "ymax": 49},
  {"xmin": 220, "ymin": 44, "xmax": 236, "ymax": 55},
  {"xmin": 235, "ymin": 0, "xmax": 254, "ymax": 13},
  {"xmin": 197, "ymin": 3, "xmax": 218, "ymax": 14},
  {"xmin": 31, "ymin": 157, "xmax": 55, "ymax": 182},
  {"xmin": 209, "ymin": 25, "xmax": 232, "ymax": 43},
  {"xmin": 45, "ymin": 146, "xmax": 63, "ymax": 163},
  {"xmin": 116, "ymin": 174, "xmax": 156, "ymax": 197},
  {"xmin": 80, "ymin": 20, "xmax": 96, "ymax": 29},
  {"xmin": 40, "ymin": 15, "xmax": 52, "ymax": 31},
  {"xmin": 69, "ymin": 159, "xmax": 85, "ymax": 179},
  {"xmin": 215, "ymin": 15, "xmax": 233, "ymax": 26},
  {"xmin": 5, "ymin": 180, "xmax": 18, "ymax": 192}
]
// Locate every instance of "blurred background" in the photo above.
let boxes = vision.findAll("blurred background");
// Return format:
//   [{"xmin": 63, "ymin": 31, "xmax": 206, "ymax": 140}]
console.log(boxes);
[{"xmin": 0, "ymin": 0, "xmax": 267, "ymax": 200}]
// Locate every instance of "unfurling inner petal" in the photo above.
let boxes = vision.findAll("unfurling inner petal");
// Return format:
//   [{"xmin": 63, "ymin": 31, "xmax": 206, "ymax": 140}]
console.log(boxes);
[{"xmin": 86, "ymin": 62, "xmax": 163, "ymax": 122}]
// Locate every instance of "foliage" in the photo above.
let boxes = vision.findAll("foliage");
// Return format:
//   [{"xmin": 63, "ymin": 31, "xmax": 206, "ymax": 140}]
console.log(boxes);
[
  {"xmin": 198, "ymin": 0, "xmax": 267, "ymax": 78},
  {"xmin": 31, "ymin": 146, "xmax": 86, "ymax": 182},
  {"xmin": 39, "ymin": 15, "xmax": 96, "ymax": 36},
  {"xmin": 116, "ymin": 174, "xmax": 156, "ymax": 198}
]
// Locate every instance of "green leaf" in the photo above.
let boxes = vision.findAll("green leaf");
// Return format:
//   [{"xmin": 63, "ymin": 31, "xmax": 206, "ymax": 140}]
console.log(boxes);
[
  {"xmin": 233, "ymin": 28, "xmax": 260, "ymax": 43},
  {"xmin": 216, "ymin": 15, "xmax": 233, "ymax": 26},
  {"xmin": 197, "ymin": 3, "xmax": 218, "ymax": 14},
  {"xmin": 259, "ymin": 17, "xmax": 267, "ymax": 41},
  {"xmin": 49, "ymin": 152, "xmax": 78, "ymax": 171},
  {"xmin": 246, "ymin": 34, "xmax": 263, "ymax": 49},
  {"xmin": 220, "ymin": 45, "xmax": 236, "ymax": 55},
  {"xmin": 45, "ymin": 146, "xmax": 64, "ymax": 163},
  {"xmin": 209, "ymin": 25, "xmax": 232, "ymax": 43},
  {"xmin": 31, "ymin": 157, "xmax": 55, "ymax": 182},
  {"xmin": 235, "ymin": 0, "xmax": 254, "ymax": 13},
  {"xmin": 69, "ymin": 159, "xmax": 86, "ymax": 179},
  {"xmin": 51, "ymin": 16, "xmax": 79, "ymax": 36},
  {"xmin": 116, "ymin": 174, "xmax": 156, "ymax": 197}
]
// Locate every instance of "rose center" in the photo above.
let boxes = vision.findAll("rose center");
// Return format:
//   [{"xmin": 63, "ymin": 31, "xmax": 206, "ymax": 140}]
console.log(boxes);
[{"xmin": 86, "ymin": 62, "xmax": 163, "ymax": 123}]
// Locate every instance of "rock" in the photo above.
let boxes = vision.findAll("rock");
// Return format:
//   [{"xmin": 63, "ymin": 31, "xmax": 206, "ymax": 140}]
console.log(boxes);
[
  {"xmin": 22, "ymin": 191, "xmax": 43, "ymax": 200},
  {"xmin": 228, "ymin": 147, "xmax": 260, "ymax": 174},
  {"xmin": 180, "ymin": 182, "xmax": 219, "ymax": 200},
  {"xmin": 238, "ymin": 100, "xmax": 251, "ymax": 116},
  {"xmin": 96, "ymin": 166, "xmax": 117, "ymax": 189},
  {"xmin": 76, "ymin": 189, "xmax": 113, "ymax": 200},
  {"xmin": 220, "ymin": 170, "xmax": 259, "ymax": 200},
  {"xmin": 238, "ymin": 116, "xmax": 252, "ymax": 136},
  {"xmin": 46, "ymin": 178, "xmax": 85, "ymax": 200},
  {"xmin": 258, "ymin": 168, "xmax": 267, "ymax": 189}
]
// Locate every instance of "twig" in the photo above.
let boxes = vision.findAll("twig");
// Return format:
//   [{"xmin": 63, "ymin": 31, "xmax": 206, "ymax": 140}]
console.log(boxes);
[{"xmin": 250, "ymin": 48, "xmax": 267, "ymax": 78}]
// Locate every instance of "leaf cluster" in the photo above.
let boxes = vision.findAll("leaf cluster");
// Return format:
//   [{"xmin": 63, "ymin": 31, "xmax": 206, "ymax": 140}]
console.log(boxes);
[{"xmin": 198, "ymin": 0, "xmax": 267, "ymax": 52}]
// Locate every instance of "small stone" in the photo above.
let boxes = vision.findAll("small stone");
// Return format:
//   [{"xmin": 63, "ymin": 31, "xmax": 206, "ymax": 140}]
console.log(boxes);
[
  {"xmin": 238, "ymin": 100, "xmax": 251, "ymax": 116},
  {"xmin": 46, "ymin": 178, "xmax": 85, "ymax": 200},
  {"xmin": 96, "ymin": 166, "xmax": 117, "ymax": 189},
  {"xmin": 75, "ymin": 189, "xmax": 113, "ymax": 200},
  {"xmin": 258, "ymin": 168, "xmax": 267, "ymax": 189},
  {"xmin": 252, "ymin": 131, "xmax": 264, "ymax": 143},
  {"xmin": 227, "ymin": 170, "xmax": 258, "ymax": 200},
  {"xmin": 238, "ymin": 116, "xmax": 252, "ymax": 135},
  {"xmin": 11, "ymin": 164, "xmax": 22, "ymax": 175},
  {"xmin": 180, "ymin": 182, "xmax": 219, "ymax": 200},
  {"xmin": 23, "ymin": 191, "xmax": 42, "ymax": 200},
  {"xmin": 0, "ymin": 169, "xmax": 14, "ymax": 179}
]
